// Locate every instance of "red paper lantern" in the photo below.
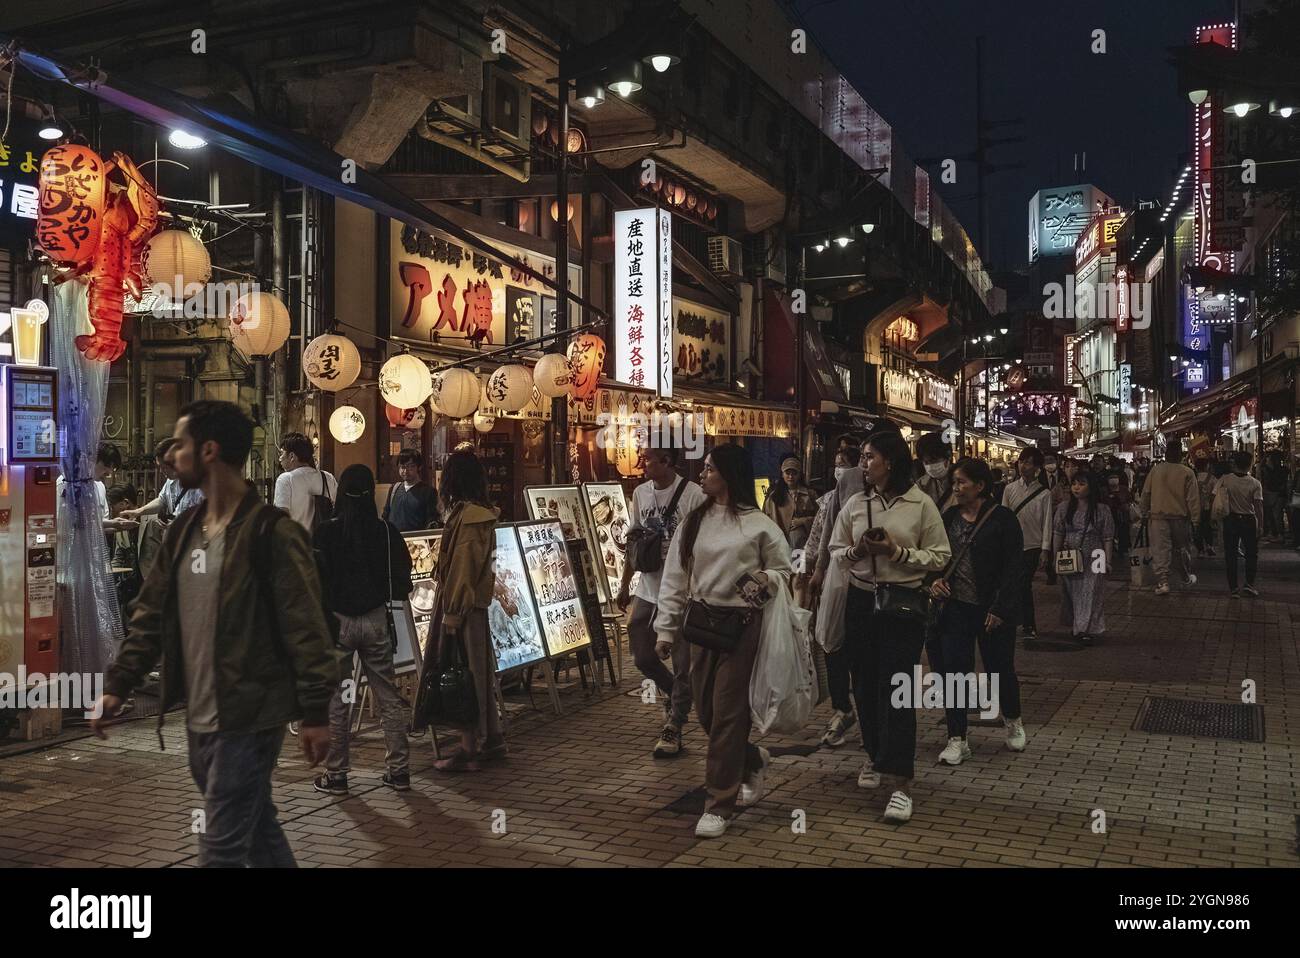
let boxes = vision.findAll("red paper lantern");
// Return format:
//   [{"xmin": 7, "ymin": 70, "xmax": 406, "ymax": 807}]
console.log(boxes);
[
  {"xmin": 384, "ymin": 402, "xmax": 427, "ymax": 430},
  {"xmin": 37, "ymin": 144, "xmax": 108, "ymax": 266},
  {"xmin": 566, "ymin": 333, "xmax": 606, "ymax": 400}
]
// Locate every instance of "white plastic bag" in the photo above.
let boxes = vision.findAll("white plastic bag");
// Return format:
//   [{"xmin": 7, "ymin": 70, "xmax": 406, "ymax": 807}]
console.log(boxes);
[
  {"xmin": 814, "ymin": 552, "xmax": 850, "ymax": 653},
  {"xmin": 750, "ymin": 578, "xmax": 816, "ymax": 736}
]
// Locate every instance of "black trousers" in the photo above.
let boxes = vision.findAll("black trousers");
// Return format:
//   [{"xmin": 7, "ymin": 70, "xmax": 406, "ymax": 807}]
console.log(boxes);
[
  {"xmin": 846, "ymin": 586, "xmax": 926, "ymax": 780},
  {"xmin": 1019, "ymin": 548, "xmax": 1041, "ymax": 632},
  {"xmin": 926, "ymin": 599, "xmax": 1022, "ymax": 739},
  {"xmin": 826, "ymin": 645, "xmax": 853, "ymax": 713},
  {"xmin": 1222, "ymin": 515, "xmax": 1258, "ymax": 591}
]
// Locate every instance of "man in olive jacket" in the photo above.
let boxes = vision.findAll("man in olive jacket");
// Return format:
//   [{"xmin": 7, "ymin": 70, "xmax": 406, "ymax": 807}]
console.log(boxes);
[{"xmin": 92, "ymin": 401, "xmax": 342, "ymax": 868}]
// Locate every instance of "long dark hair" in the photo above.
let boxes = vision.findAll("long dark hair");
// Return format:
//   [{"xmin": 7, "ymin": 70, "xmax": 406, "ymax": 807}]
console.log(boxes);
[
  {"xmin": 768, "ymin": 453, "xmax": 803, "ymax": 507},
  {"xmin": 441, "ymin": 449, "xmax": 491, "ymax": 510},
  {"xmin": 1066, "ymin": 468, "xmax": 1103, "ymax": 529},
  {"xmin": 866, "ymin": 429, "xmax": 914, "ymax": 497},
  {"xmin": 678, "ymin": 443, "xmax": 757, "ymax": 561},
  {"xmin": 336, "ymin": 464, "xmax": 381, "ymax": 541}
]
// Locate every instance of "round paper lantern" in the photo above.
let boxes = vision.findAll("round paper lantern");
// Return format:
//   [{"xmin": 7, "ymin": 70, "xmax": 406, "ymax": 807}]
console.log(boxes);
[
  {"xmin": 534, "ymin": 353, "xmax": 571, "ymax": 398},
  {"xmin": 566, "ymin": 333, "xmax": 606, "ymax": 400},
  {"xmin": 329, "ymin": 405, "xmax": 366, "ymax": 444},
  {"xmin": 142, "ymin": 229, "xmax": 212, "ymax": 302},
  {"xmin": 384, "ymin": 403, "xmax": 427, "ymax": 430},
  {"xmin": 303, "ymin": 334, "xmax": 361, "ymax": 392},
  {"xmin": 37, "ymin": 145, "xmax": 108, "ymax": 266},
  {"xmin": 229, "ymin": 291, "xmax": 291, "ymax": 356},
  {"xmin": 378, "ymin": 353, "xmax": 433, "ymax": 408},
  {"xmin": 430, "ymin": 367, "xmax": 480, "ymax": 418},
  {"xmin": 473, "ymin": 410, "xmax": 497, "ymax": 433},
  {"xmin": 486, "ymin": 364, "xmax": 533, "ymax": 411}
]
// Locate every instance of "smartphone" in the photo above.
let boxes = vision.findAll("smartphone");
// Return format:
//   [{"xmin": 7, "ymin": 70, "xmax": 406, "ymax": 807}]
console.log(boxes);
[
  {"xmin": 735, "ymin": 572, "xmax": 772, "ymax": 608},
  {"xmin": 865, "ymin": 527, "xmax": 887, "ymax": 541}
]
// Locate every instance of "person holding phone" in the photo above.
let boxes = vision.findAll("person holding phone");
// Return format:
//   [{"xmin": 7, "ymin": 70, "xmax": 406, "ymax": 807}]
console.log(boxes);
[
  {"xmin": 927, "ymin": 459, "xmax": 1027, "ymax": 765},
  {"xmin": 828, "ymin": 430, "xmax": 951, "ymax": 824}
]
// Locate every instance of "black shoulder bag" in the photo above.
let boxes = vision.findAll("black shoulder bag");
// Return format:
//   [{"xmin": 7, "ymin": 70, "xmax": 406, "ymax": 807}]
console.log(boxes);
[
  {"xmin": 626, "ymin": 478, "xmax": 688, "ymax": 574},
  {"xmin": 868, "ymin": 495, "xmax": 936, "ymax": 625},
  {"xmin": 681, "ymin": 555, "xmax": 754, "ymax": 654}
]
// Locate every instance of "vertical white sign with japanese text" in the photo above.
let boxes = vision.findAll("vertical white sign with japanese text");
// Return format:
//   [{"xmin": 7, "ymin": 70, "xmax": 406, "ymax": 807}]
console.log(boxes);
[{"xmin": 614, "ymin": 207, "xmax": 673, "ymax": 397}]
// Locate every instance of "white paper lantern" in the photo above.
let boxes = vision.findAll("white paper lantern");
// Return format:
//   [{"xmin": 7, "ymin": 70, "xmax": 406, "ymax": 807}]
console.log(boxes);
[
  {"xmin": 329, "ymin": 405, "xmax": 366, "ymax": 444},
  {"xmin": 142, "ymin": 229, "xmax": 212, "ymax": 302},
  {"xmin": 473, "ymin": 409, "xmax": 497, "ymax": 433},
  {"xmin": 378, "ymin": 353, "xmax": 433, "ymax": 408},
  {"xmin": 303, "ymin": 334, "xmax": 361, "ymax": 392},
  {"xmin": 485, "ymin": 364, "xmax": 533, "ymax": 412},
  {"xmin": 430, "ymin": 367, "xmax": 480, "ymax": 418},
  {"xmin": 534, "ymin": 353, "xmax": 571, "ymax": 398},
  {"xmin": 229, "ymin": 291, "xmax": 291, "ymax": 356}
]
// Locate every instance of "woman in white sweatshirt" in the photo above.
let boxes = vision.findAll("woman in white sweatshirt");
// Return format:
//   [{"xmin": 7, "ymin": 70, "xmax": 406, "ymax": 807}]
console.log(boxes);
[
  {"xmin": 829, "ymin": 430, "xmax": 951, "ymax": 823},
  {"xmin": 654, "ymin": 443, "xmax": 791, "ymax": 839}
]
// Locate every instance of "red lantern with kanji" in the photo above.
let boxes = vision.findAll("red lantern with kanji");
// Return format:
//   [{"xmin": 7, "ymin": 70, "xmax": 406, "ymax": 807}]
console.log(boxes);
[
  {"xmin": 566, "ymin": 333, "xmax": 606, "ymax": 400},
  {"xmin": 384, "ymin": 403, "xmax": 427, "ymax": 430},
  {"xmin": 37, "ymin": 144, "xmax": 108, "ymax": 266}
]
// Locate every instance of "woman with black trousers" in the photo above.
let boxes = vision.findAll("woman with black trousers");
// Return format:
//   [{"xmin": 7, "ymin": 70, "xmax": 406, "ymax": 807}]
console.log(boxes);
[
  {"xmin": 828, "ymin": 430, "xmax": 951, "ymax": 824},
  {"xmin": 927, "ymin": 458, "xmax": 1027, "ymax": 766}
]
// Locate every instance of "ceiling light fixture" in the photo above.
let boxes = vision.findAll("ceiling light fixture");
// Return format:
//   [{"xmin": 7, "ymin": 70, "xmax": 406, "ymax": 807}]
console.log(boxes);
[{"xmin": 169, "ymin": 129, "xmax": 207, "ymax": 149}]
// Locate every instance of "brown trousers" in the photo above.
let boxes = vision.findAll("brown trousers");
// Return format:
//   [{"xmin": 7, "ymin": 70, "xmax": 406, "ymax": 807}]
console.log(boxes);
[{"xmin": 689, "ymin": 612, "xmax": 765, "ymax": 818}]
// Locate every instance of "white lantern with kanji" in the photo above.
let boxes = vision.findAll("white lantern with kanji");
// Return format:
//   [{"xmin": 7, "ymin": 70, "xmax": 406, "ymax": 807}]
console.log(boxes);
[
  {"xmin": 485, "ymin": 364, "xmax": 533, "ymax": 412},
  {"xmin": 229, "ymin": 291, "xmax": 291, "ymax": 356},
  {"xmin": 431, "ymin": 367, "xmax": 480, "ymax": 418},
  {"xmin": 473, "ymin": 410, "xmax": 496, "ymax": 433},
  {"xmin": 534, "ymin": 353, "xmax": 571, "ymax": 398},
  {"xmin": 329, "ymin": 405, "xmax": 366, "ymax": 444},
  {"xmin": 142, "ymin": 229, "xmax": 212, "ymax": 302},
  {"xmin": 378, "ymin": 353, "xmax": 433, "ymax": 408},
  {"xmin": 303, "ymin": 334, "xmax": 361, "ymax": 392}
]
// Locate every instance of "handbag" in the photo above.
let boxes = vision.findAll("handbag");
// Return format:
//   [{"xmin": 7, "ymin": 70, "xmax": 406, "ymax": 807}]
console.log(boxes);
[
  {"xmin": 419, "ymin": 628, "xmax": 479, "ymax": 727},
  {"xmin": 1054, "ymin": 507, "xmax": 1093, "ymax": 575},
  {"xmin": 865, "ymin": 495, "xmax": 934, "ymax": 625},
  {"xmin": 626, "ymin": 477, "xmax": 688, "ymax": 574},
  {"xmin": 680, "ymin": 555, "xmax": 754, "ymax": 652}
]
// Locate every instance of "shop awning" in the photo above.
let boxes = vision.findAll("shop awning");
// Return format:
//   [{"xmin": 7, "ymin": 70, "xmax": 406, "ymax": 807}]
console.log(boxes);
[
  {"xmin": 882, "ymin": 406, "xmax": 947, "ymax": 432},
  {"xmin": 7, "ymin": 37, "xmax": 605, "ymax": 321}
]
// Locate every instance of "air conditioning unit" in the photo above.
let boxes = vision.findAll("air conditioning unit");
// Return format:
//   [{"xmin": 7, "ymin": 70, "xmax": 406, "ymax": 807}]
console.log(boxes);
[
  {"xmin": 708, "ymin": 236, "xmax": 744, "ymax": 278},
  {"xmin": 483, "ymin": 64, "xmax": 530, "ymax": 153},
  {"xmin": 429, "ymin": 89, "xmax": 482, "ymax": 134}
]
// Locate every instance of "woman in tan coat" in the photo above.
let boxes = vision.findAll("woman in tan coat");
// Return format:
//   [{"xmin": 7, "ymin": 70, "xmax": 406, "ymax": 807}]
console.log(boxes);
[{"xmin": 413, "ymin": 449, "xmax": 503, "ymax": 771}]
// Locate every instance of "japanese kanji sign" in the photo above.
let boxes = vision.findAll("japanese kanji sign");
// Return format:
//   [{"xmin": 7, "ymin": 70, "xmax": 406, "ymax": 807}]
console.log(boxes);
[{"xmin": 614, "ymin": 207, "xmax": 673, "ymax": 397}]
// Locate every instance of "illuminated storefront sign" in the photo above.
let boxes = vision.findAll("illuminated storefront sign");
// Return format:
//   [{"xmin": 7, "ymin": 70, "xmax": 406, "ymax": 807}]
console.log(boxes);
[
  {"xmin": 672, "ymin": 296, "xmax": 729, "ymax": 389},
  {"xmin": 1028, "ymin": 183, "xmax": 1112, "ymax": 262},
  {"xmin": 1119, "ymin": 362, "xmax": 1133, "ymax": 414},
  {"xmin": 1116, "ymin": 265, "xmax": 1130, "ymax": 332},
  {"xmin": 0, "ymin": 122, "xmax": 42, "ymax": 246},
  {"xmin": 921, "ymin": 376, "xmax": 954, "ymax": 415},
  {"xmin": 1064, "ymin": 335, "xmax": 1078, "ymax": 385},
  {"xmin": 881, "ymin": 369, "xmax": 917, "ymax": 410},
  {"xmin": 614, "ymin": 207, "xmax": 673, "ymax": 396}
]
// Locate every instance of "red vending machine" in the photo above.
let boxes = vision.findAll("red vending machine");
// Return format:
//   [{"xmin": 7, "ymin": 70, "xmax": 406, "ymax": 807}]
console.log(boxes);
[{"xmin": 0, "ymin": 364, "xmax": 60, "ymax": 687}]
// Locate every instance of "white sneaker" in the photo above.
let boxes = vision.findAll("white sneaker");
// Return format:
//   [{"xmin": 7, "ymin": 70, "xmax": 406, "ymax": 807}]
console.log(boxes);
[
  {"xmin": 820, "ymin": 709, "xmax": 855, "ymax": 747},
  {"xmin": 1005, "ymin": 718, "xmax": 1027, "ymax": 752},
  {"xmin": 1153, "ymin": 582, "xmax": 1170, "ymax": 595},
  {"xmin": 938, "ymin": 736, "xmax": 972, "ymax": 765},
  {"xmin": 695, "ymin": 812, "xmax": 728, "ymax": 838},
  {"xmin": 883, "ymin": 791, "xmax": 913, "ymax": 823},
  {"xmin": 857, "ymin": 758, "xmax": 881, "ymax": 789},
  {"xmin": 737, "ymin": 746, "xmax": 770, "ymax": 808},
  {"xmin": 1184, "ymin": 574, "xmax": 1198, "ymax": 587}
]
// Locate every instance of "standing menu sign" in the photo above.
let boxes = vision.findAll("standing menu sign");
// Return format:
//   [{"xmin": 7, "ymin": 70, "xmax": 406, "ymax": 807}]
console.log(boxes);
[
  {"xmin": 581, "ymin": 482, "xmax": 631, "ymax": 604},
  {"xmin": 489, "ymin": 525, "xmax": 548, "ymax": 672},
  {"xmin": 403, "ymin": 532, "xmax": 443, "ymax": 659},
  {"xmin": 515, "ymin": 520, "xmax": 592, "ymax": 658},
  {"xmin": 524, "ymin": 484, "xmax": 609, "ymax": 604}
]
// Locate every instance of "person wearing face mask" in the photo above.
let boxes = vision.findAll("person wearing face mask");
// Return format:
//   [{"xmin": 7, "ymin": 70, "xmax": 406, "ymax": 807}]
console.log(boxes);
[
  {"xmin": 809, "ymin": 433, "xmax": 869, "ymax": 598},
  {"xmin": 915, "ymin": 431, "xmax": 954, "ymax": 510}
]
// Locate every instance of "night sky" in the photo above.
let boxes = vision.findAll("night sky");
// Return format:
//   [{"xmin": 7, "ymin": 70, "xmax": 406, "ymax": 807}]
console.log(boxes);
[{"xmin": 794, "ymin": 0, "xmax": 1235, "ymax": 271}]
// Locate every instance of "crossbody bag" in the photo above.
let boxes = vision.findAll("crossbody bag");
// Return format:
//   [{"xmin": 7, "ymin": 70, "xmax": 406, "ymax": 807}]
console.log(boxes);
[
  {"xmin": 931, "ymin": 501, "xmax": 999, "ymax": 618},
  {"xmin": 626, "ymin": 478, "xmax": 688, "ymax": 574},
  {"xmin": 681, "ymin": 554, "xmax": 755, "ymax": 654},
  {"xmin": 1055, "ymin": 509, "xmax": 1093, "ymax": 575},
  {"xmin": 866, "ymin": 495, "xmax": 935, "ymax": 625}
]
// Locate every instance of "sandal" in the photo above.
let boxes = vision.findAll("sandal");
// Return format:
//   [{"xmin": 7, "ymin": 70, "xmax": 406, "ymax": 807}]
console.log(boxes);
[{"xmin": 433, "ymin": 749, "xmax": 481, "ymax": 773}]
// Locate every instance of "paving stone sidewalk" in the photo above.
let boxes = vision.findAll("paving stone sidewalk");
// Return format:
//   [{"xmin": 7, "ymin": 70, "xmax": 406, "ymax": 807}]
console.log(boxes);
[{"xmin": 1, "ymin": 544, "xmax": 1297, "ymax": 868}]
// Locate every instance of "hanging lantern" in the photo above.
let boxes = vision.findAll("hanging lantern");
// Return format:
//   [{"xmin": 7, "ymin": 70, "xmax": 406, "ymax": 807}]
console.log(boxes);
[
  {"xmin": 385, "ymin": 402, "xmax": 427, "ymax": 430},
  {"xmin": 566, "ymin": 333, "xmax": 606, "ymax": 400},
  {"xmin": 37, "ymin": 144, "xmax": 108, "ymax": 266},
  {"xmin": 486, "ymin": 364, "xmax": 534, "ymax": 411},
  {"xmin": 532, "ymin": 114, "xmax": 549, "ymax": 137},
  {"xmin": 686, "ymin": 192, "xmax": 698, "ymax": 211},
  {"xmin": 473, "ymin": 409, "xmax": 497, "ymax": 433},
  {"xmin": 706, "ymin": 202, "xmax": 718, "ymax": 221},
  {"xmin": 229, "ymin": 291, "xmax": 291, "ymax": 356},
  {"xmin": 430, "ymin": 366, "xmax": 480, "ymax": 418},
  {"xmin": 549, "ymin": 200, "xmax": 575, "ymax": 222},
  {"xmin": 142, "ymin": 228, "xmax": 213, "ymax": 302},
  {"xmin": 565, "ymin": 129, "xmax": 585, "ymax": 154},
  {"xmin": 303, "ymin": 333, "xmax": 361, "ymax": 392},
  {"xmin": 672, "ymin": 184, "xmax": 687, "ymax": 206},
  {"xmin": 329, "ymin": 405, "xmax": 366, "ymax": 444},
  {"xmin": 378, "ymin": 353, "xmax": 433, "ymax": 408},
  {"xmin": 534, "ymin": 353, "xmax": 571, "ymax": 398}
]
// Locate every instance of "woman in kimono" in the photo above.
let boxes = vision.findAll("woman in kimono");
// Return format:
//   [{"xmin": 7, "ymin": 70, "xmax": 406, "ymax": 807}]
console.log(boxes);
[{"xmin": 1052, "ymin": 469, "xmax": 1114, "ymax": 645}]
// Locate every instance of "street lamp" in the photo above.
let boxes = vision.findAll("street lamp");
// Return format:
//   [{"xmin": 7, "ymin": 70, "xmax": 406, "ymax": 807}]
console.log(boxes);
[
  {"xmin": 575, "ymin": 76, "xmax": 606, "ymax": 109},
  {"xmin": 1269, "ymin": 99, "xmax": 1295, "ymax": 118},
  {"xmin": 1187, "ymin": 88, "xmax": 1209, "ymax": 105},
  {"xmin": 605, "ymin": 59, "xmax": 644, "ymax": 97},
  {"xmin": 643, "ymin": 52, "xmax": 681, "ymax": 73},
  {"xmin": 1225, "ymin": 100, "xmax": 1261, "ymax": 117}
]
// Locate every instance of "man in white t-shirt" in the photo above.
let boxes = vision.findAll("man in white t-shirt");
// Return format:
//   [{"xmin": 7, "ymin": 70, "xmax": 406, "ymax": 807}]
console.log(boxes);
[
  {"xmin": 616, "ymin": 447, "xmax": 706, "ymax": 758},
  {"xmin": 273, "ymin": 433, "xmax": 337, "ymax": 533}
]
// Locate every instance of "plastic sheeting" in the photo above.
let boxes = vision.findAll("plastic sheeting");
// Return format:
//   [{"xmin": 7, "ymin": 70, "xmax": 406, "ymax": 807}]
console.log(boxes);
[{"xmin": 52, "ymin": 280, "xmax": 123, "ymax": 675}]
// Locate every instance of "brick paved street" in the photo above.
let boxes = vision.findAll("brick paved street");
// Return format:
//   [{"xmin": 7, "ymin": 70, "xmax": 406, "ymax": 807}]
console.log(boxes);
[{"xmin": 2, "ymin": 545, "xmax": 1298, "ymax": 869}]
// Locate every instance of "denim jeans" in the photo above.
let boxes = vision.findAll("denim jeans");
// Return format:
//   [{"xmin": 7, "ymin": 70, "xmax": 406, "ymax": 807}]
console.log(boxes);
[
  {"xmin": 187, "ymin": 726, "xmax": 296, "ymax": 868},
  {"xmin": 327, "ymin": 606, "xmax": 411, "ymax": 775}
]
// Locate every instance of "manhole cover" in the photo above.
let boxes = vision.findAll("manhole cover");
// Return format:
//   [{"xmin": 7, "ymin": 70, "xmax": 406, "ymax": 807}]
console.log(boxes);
[{"xmin": 1134, "ymin": 696, "xmax": 1264, "ymax": 742}]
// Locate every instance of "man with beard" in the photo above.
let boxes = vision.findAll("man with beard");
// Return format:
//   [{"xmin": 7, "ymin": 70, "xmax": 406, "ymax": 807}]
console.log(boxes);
[{"xmin": 91, "ymin": 401, "xmax": 341, "ymax": 867}]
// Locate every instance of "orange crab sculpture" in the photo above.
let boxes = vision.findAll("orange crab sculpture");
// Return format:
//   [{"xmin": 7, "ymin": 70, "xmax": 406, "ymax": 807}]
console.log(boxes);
[{"xmin": 36, "ymin": 146, "xmax": 161, "ymax": 363}]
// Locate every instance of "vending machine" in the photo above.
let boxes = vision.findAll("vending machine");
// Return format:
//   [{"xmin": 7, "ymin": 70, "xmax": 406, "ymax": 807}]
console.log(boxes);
[{"xmin": 0, "ymin": 363, "xmax": 60, "ymax": 682}]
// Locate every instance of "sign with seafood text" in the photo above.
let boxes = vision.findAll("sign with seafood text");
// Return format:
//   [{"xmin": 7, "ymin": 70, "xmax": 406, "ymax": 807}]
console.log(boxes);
[
  {"xmin": 613, "ymin": 208, "xmax": 673, "ymax": 397},
  {"xmin": 390, "ymin": 222, "xmax": 579, "ymax": 351},
  {"xmin": 672, "ymin": 297, "xmax": 730, "ymax": 389}
]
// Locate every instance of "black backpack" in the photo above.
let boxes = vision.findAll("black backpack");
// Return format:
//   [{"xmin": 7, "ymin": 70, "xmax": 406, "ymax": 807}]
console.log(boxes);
[{"xmin": 626, "ymin": 479, "xmax": 688, "ymax": 574}]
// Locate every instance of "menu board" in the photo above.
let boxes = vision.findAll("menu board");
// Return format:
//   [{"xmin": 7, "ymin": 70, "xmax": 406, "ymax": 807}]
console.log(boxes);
[
  {"xmin": 403, "ymin": 531, "xmax": 442, "ymax": 658},
  {"xmin": 515, "ymin": 520, "xmax": 592, "ymax": 657},
  {"xmin": 524, "ymin": 484, "xmax": 608, "ymax": 603},
  {"xmin": 490, "ymin": 525, "xmax": 548, "ymax": 672},
  {"xmin": 581, "ymin": 482, "xmax": 631, "ymax": 603},
  {"xmin": 480, "ymin": 438, "xmax": 515, "ymax": 520}
]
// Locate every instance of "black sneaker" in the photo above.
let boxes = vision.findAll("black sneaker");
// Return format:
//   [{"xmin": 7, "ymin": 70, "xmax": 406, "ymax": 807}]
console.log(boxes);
[
  {"xmin": 382, "ymin": 770, "xmax": 411, "ymax": 792},
  {"xmin": 313, "ymin": 772, "xmax": 348, "ymax": 795}
]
